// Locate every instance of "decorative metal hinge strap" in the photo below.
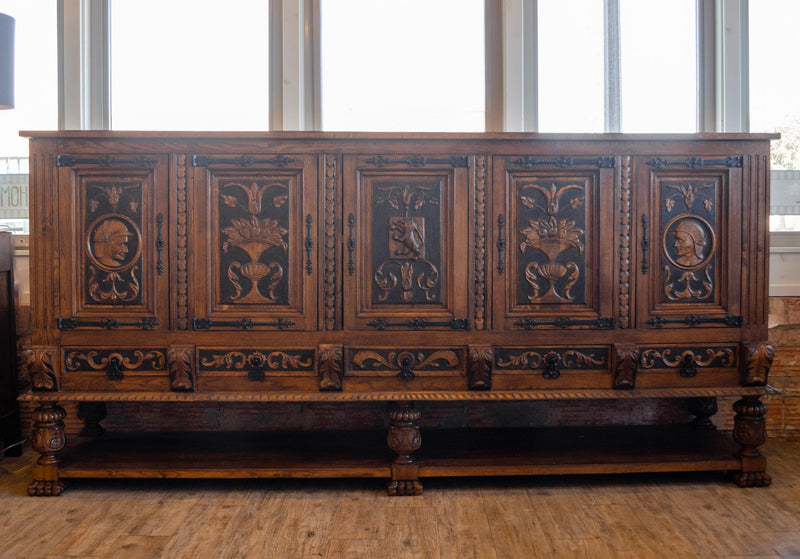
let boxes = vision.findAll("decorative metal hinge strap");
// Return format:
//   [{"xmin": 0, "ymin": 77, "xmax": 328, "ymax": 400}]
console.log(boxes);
[
  {"xmin": 56, "ymin": 154, "xmax": 157, "ymax": 167},
  {"xmin": 497, "ymin": 214, "xmax": 505, "ymax": 275},
  {"xmin": 646, "ymin": 314, "xmax": 743, "ymax": 328},
  {"xmin": 641, "ymin": 213, "xmax": 649, "ymax": 275},
  {"xmin": 514, "ymin": 317, "xmax": 615, "ymax": 329},
  {"xmin": 512, "ymin": 156, "xmax": 616, "ymax": 169},
  {"xmin": 366, "ymin": 317, "xmax": 469, "ymax": 331},
  {"xmin": 304, "ymin": 214, "xmax": 313, "ymax": 275},
  {"xmin": 192, "ymin": 317, "xmax": 295, "ymax": 330},
  {"xmin": 191, "ymin": 154, "xmax": 295, "ymax": 167},
  {"xmin": 347, "ymin": 213, "xmax": 356, "ymax": 275},
  {"xmin": 58, "ymin": 317, "xmax": 159, "ymax": 330},
  {"xmin": 646, "ymin": 156, "xmax": 743, "ymax": 168},
  {"xmin": 156, "ymin": 213, "xmax": 164, "ymax": 275},
  {"xmin": 366, "ymin": 155, "xmax": 469, "ymax": 168}
]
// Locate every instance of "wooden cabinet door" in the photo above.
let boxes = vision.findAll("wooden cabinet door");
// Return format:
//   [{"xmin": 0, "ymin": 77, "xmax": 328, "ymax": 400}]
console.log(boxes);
[
  {"xmin": 492, "ymin": 155, "xmax": 617, "ymax": 330},
  {"xmin": 634, "ymin": 155, "xmax": 743, "ymax": 329},
  {"xmin": 191, "ymin": 153, "xmax": 319, "ymax": 331},
  {"xmin": 56, "ymin": 154, "xmax": 169, "ymax": 331},
  {"xmin": 343, "ymin": 154, "xmax": 470, "ymax": 331}
]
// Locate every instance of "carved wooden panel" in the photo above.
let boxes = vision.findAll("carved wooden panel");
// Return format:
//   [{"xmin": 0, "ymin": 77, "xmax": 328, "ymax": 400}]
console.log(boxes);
[
  {"xmin": 191, "ymin": 155, "xmax": 318, "ymax": 330},
  {"xmin": 492, "ymin": 156, "xmax": 616, "ymax": 330},
  {"xmin": 491, "ymin": 345, "xmax": 611, "ymax": 390},
  {"xmin": 344, "ymin": 347, "xmax": 467, "ymax": 391},
  {"xmin": 343, "ymin": 155, "xmax": 469, "ymax": 330},
  {"xmin": 636, "ymin": 344, "xmax": 740, "ymax": 388},
  {"xmin": 636, "ymin": 156, "xmax": 743, "ymax": 328},
  {"xmin": 60, "ymin": 346, "xmax": 169, "ymax": 391},
  {"xmin": 195, "ymin": 347, "xmax": 317, "ymax": 391},
  {"xmin": 57, "ymin": 155, "xmax": 169, "ymax": 329}
]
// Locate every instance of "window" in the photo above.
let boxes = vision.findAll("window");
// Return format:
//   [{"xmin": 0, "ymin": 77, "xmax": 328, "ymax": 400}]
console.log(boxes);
[
  {"xmin": 110, "ymin": 0, "xmax": 269, "ymax": 131},
  {"xmin": 320, "ymin": 0, "xmax": 485, "ymax": 132},
  {"xmin": 619, "ymin": 0, "xmax": 696, "ymax": 133},
  {"xmin": 537, "ymin": 0, "xmax": 604, "ymax": 133},
  {"xmin": 750, "ymin": 0, "xmax": 800, "ymax": 232},
  {"xmin": 0, "ymin": 0, "xmax": 57, "ymax": 234}
]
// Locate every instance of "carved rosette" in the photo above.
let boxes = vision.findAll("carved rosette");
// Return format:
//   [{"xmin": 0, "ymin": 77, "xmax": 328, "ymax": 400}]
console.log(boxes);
[
  {"xmin": 28, "ymin": 402, "xmax": 67, "ymax": 496},
  {"xmin": 468, "ymin": 346, "xmax": 493, "ymax": 390},
  {"xmin": 26, "ymin": 347, "xmax": 58, "ymax": 391},
  {"xmin": 318, "ymin": 345, "xmax": 344, "ymax": 391},
  {"xmin": 732, "ymin": 396, "xmax": 771, "ymax": 487},
  {"xmin": 168, "ymin": 346, "xmax": 194, "ymax": 391},
  {"xmin": 741, "ymin": 342, "xmax": 774, "ymax": 386},
  {"xmin": 613, "ymin": 343, "xmax": 638, "ymax": 389}
]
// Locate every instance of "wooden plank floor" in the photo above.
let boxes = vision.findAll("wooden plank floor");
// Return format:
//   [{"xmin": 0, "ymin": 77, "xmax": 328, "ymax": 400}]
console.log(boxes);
[{"xmin": 1, "ymin": 440, "xmax": 799, "ymax": 558}]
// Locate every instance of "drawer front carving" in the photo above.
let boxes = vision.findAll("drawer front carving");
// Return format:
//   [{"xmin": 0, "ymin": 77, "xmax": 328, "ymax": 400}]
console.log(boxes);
[
  {"xmin": 636, "ymin": 344, "xmax": 739, "ymax": 388},
  {"xmin": 345, "ymin": 347, "xmax": 467, "ymax": 391},
  {"xmin": 492, "ymin": 346, "xmax": 611, "ymax": 390},
  {"xmin": 192, "ymin": 154, "xmax": 319, "ymax": 330},
  {"xmin": 57, "ymin": 155, "xmax": 169, "ymax": 329},
  {"xmin": 637, "ymin": 156, "xmax": 742, "ymax": 328},
  {"xmin": 61, "ymin": 348, "xmax": 169, "ymax": 391},
  {"xmin": 493, "ymin": 156, "xmax": 616, "ymax": 329},
  {"xmin": 196, "ymin": 348, "xmax": 317, "ymax": 391},
  {"xmin": 343, "ymin": 155, "xmax": 469, "ymax": 329}
]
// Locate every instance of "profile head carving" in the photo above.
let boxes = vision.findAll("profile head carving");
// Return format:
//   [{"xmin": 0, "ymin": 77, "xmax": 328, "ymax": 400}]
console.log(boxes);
[
  {"xmin": 666, "ymin": 216, "xmax": 713, "ymax": 269},
  {"xmin": 91, "ymin": 218, "xmax": 134, "ymax": 268}
]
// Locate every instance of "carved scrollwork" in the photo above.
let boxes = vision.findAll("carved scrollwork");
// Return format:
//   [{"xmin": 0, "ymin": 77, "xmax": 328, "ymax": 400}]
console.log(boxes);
[
  {"xmin": 65, "ymin": 349, "xmax": 167, "ymax": 372},
  {"xmin": 639, "ymin": 347, "xmax": 736, "ymax": 370},
  {"xmin": 351, "ymin": 349, "xmax": 461, "ymax": 382},
  {"xmin": 495, "ymin": 349, "xmax": 607, "ymax": 380},
  {"xmin": 199, "ymin": 350, "xmax": 314, "ymax": 371}
]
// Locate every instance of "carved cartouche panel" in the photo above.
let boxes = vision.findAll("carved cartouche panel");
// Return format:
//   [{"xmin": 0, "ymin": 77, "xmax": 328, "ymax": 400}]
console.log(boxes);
[
  {"xmin": 349, "ymin": 349, "xmax": 463, "ymax": 382},
  {"xmin": 658, "ymin": 176, "xmax": 721, "ymax": 304},
  {"xmin": 639, "ymin": 346, "xmax": 737, "ymax": 379},
  {"xmin": 517, "ymin": 179, "xmax": 588, "ymax": 305},
  {"xmin": 216, "ymin": 178, "xmax": 291, "ymax": 305},
  {"xmin": 372, "ymin": 181, "xmax": 443, "ymax": 305},
  {"xmin": 65, "ymin": 349, "xmax": 167, "ymax": 381},
  {"xmin": 198, "ymin": 349, "xmax": 315, "ymax": 382},
  {"xmin": 82, "ymin": 177, "xmax": 146, "ymax": 306}
]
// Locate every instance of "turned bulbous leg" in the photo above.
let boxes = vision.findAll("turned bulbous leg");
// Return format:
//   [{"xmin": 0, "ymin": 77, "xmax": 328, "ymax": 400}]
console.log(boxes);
[
  {"xmin": 386, "ymin": 402, "xmax": 422, "ymax": 496},
  {"xmin": 731, "ymin": 395, "xmax": 771, "ymax": 487},
  {"xmin": 28, "ymin": 402, "xmax": 67, "ymax": 496}
]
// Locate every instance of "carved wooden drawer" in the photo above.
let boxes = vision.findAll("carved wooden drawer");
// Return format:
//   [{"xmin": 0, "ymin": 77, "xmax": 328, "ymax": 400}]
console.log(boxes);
[
  {"xmin": 635, "ymin": 345, "xmax": 739, "ymax": 388},
  {"xmin": 195, "ymin": 348, "xmax": 317, "ymax": 391},
  {"xmin": 62, "ymin": 348, "xmax": 169, "ymax": 391},
  {"xmin": 344, "ymin": 347, "xmax": 468, "ymax": 391},
  {"xmin": 491, "ymin": 346, "xmax": 612, "ymax": 390}
]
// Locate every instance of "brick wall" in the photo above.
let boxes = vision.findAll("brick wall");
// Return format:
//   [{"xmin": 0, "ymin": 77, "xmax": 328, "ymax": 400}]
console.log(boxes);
[{"xmin": 15, "ymin": 298, "xmax": 800, "ymax": 438}]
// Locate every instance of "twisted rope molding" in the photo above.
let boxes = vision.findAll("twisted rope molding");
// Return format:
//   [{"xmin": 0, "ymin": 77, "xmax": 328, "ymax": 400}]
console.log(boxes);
[{"xmin": 20, "ymin": 386, "xmax": 779, "ymax": 403}]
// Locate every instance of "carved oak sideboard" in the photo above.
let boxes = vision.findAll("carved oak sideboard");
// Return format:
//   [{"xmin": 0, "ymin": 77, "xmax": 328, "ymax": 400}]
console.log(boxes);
[{"xmin": 20, "ymin": 131, "xmax": 778, "ymax": 496}]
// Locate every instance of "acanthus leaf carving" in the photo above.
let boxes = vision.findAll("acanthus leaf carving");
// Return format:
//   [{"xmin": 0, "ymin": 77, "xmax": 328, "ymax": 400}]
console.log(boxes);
[
  {"xmin": 318, "ymin": 346, "xmax": 344, "ymax": 391},
  {"xmin": 168, "ymin": 346, "xmax": 194, "ymax": 391}
]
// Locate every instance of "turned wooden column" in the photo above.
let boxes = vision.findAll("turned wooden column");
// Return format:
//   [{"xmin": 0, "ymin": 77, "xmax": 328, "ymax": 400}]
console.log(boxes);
[
  {"xmin": 28, "ymin": 401, "xmax": 67, "ymax": 496},
  {"xmin": 688, "ymin": 397, "xmax": 718, "ymax": 429},
  {"xmin": 732, "ymin": 395, "xmax": 771, "ymax": 487},
  {"xmin": 78, "ymin": 402, "xmax": 107, "ymax": 437},
  {"xmin": 386, "ymin": 401, "xmax": 422, "ymax": 496}
]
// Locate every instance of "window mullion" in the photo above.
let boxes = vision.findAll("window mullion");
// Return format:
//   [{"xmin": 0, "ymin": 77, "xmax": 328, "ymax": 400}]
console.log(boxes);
[{"xmin": 603, "ymin": 0, "xmax": 621, "ymax": 133}]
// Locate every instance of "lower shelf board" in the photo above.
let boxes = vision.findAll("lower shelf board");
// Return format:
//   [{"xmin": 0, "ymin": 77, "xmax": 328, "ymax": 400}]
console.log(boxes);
[{"xmin": 57, "ymin": 425, "xmax": 743, "ymax": 481}]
